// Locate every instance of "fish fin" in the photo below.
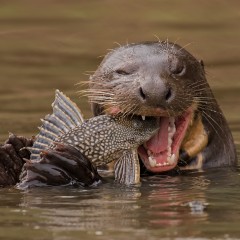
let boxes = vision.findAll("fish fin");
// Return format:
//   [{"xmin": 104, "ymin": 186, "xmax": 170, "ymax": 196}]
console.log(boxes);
[
  {"xmin": 114, "ymin": 149, "xmax": 140, "ymax": 185},
  {"xmin": 29, "ymin": 90, "xmax": 84, "ymax": 161},
  {"xmin": 55, "ymin": 89, "xmax": 84, "ymax": 125}
]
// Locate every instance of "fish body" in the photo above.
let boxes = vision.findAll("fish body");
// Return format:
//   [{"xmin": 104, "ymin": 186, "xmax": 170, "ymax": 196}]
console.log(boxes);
[
  {"xmin": 27, "ymin": 90, "xmax": 158, "ymax": 185},
  {"xmin": 58, "ymin": 114, "xmax": 158, "ymax": 167}
]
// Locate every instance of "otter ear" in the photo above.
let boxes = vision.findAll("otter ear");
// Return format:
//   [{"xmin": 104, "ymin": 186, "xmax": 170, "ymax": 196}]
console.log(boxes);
[
  {"xmin": 91, "ymin": 103, "xmax": 104, "ymax": 116},
  {"xmin": 199, "ymin": 59, "xmax": 205, "ymax": 73}
]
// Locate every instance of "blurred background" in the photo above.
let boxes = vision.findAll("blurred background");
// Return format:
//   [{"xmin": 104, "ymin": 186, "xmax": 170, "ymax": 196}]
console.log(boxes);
[
  {"xmin": 0, "ymin": 0, "xmax": 239, "ymax": 142},
  {"xmin": 0, "ymin": 2, "xmax": 239, "ymax": 239}
]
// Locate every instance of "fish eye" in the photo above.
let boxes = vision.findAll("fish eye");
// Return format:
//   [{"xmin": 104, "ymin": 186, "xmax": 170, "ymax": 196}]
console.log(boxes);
[{"xmin": 133, "ymin": 122, "xmax": 139, "ymax": 128}]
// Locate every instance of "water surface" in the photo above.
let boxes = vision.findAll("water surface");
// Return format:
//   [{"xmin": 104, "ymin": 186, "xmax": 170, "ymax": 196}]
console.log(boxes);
[{"xmin": 0, "ymin": 1, "xmax": 239, "ymax": 239}]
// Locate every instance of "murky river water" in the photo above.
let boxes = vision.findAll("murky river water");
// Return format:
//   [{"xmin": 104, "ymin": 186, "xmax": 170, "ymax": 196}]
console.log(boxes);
[{"xmin": 0, "ymin": 1, "xmax": 239, "ymax": 239}]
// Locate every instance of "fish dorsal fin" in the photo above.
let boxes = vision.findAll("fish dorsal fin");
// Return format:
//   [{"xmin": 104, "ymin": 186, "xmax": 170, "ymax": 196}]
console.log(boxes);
[
  {"xmin": 114, "ymin": 149, "xmax": 141, "ymax": 185},
  {"xmin": 29, "ymin": 90, "xmax": 84, "ymax": 161},
  {"xmin": 54, "ymin": 90, "xmax": 84, "ymax": 125}
]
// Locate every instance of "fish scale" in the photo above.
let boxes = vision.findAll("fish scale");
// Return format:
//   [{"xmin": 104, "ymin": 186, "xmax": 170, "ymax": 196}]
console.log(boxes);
[{"xmin": 28, "ymin": 90, "xmax": 159, "ymax": 185}]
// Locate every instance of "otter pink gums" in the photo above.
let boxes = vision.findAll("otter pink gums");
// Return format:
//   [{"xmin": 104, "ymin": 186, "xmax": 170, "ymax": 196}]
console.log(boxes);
[{"xmin": 88, "ymin": 41, "xmax": 237, "ymax": 172}]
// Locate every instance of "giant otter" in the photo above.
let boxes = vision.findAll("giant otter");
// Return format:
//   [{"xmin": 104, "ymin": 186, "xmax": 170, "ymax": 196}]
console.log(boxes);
[
  {"xmin": 87, "ymin": 41, "xmax": 237, "ymax": 172},
  {"xmin": 0, "ymin": 41, "xmax": 237, "ymax": 187}
]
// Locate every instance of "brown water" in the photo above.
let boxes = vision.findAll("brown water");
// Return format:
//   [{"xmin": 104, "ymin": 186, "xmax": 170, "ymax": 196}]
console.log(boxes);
[{"xmin": 0, "ymin": 1, "xmax": 239, "ymax": 239}]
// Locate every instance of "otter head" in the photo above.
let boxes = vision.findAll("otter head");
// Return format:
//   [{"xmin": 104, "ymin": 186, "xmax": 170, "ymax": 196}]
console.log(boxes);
[{"xmin": 87, "ymin": 41, "xmax": 212, "ymax": 173}]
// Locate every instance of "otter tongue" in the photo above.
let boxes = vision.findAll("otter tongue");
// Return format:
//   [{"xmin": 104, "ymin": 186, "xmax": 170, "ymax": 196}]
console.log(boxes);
[{"xmin": 146, "ymin": 117, "xmax": 169, "ymax": 153}]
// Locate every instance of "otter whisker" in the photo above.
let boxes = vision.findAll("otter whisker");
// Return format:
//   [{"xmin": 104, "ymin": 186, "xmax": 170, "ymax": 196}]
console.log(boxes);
[
  {"xmin": 75, "ymin": 81, "xmax": 90, "ymax": 86},
  {"xmin": 190, "ymin": 88, "xmax": 213, "ymax": 93},
  {"xmin": 177, "ymin": 42, "xmax": 192, "ymax": 53},
  {"xmin": 195, "ymin": 99, "xmax": 217, "ymax": 105},
  {"xmin": 113, "ymin": 42, "xmax": 122, "ymax": 47},
  {"xmin": 153, "ymin": 34, "xmax": 161, "ymax": 43},
  {"xmin": 187, "ymin": 83, "xmax": 210, "ymax": 89},
  {"xmin": 193, "ymin": 97, "xmax": 217, "ymax": 102},
  {"xmin": 192, "ymin": 93, "xmax": 213, "ymax": 99},
  {"xmin": 202, "ymin": 110, "xmax": 225, "ymax": 135},
  {"xmin": 81, "ymin": 90, "xmax": 115, "ymax": 95},
  {"xmin": 81, "ymin": 89, "xmax": 114, "ymax": 94},
  {"xmin": 86, "ymin": 95, "xmax": 115, "ymax": 99},
  {"xmin": 82, "ymin": 96, "xmax": 115, "ymax": 101},
  {"xmin": 201, "ymin": 111, "xmax": 228, "ymax": 152},
  {"xmin": 188, "ymin": 86, "xmax": 209, "ymax": 92},
  {"xmin": 196, "ymin": 105, "xmax": 223, "ymax": 115},
  {"xmin": 83, "ymin": 93, "xmax": 115, "ymax": 98},
  {"xmin": 193, "ymin": 99, "xmax": 217, "ymax": 105}
]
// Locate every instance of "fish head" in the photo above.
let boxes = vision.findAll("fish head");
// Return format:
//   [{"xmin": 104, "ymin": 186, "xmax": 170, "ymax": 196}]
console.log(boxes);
[{"xmin": 114, "ymin": 115, "xmax": 159, "ymax": 148}]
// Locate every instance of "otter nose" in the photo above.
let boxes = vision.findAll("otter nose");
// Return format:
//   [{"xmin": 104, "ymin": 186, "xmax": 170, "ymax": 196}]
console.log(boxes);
[{"xmin": 138, "ymin": 80, "xmax": 173, "ymax": 107}]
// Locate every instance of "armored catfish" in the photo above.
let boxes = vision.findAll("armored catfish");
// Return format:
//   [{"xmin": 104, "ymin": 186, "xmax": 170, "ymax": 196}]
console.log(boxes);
[{"xmin": 18, "ymin": 90, "xmax": 159, "ymax": 188}]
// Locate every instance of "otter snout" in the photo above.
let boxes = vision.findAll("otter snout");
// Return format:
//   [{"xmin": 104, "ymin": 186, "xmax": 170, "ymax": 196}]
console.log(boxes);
[{"xmin": 138, "ymin": 77, "xmax": 174, "ymax": 108}]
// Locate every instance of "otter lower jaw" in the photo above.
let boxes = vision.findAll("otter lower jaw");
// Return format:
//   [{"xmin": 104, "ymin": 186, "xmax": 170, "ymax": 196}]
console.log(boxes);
[
  {"xmin": 105, "ymin": 105, "xmax": 194, "ymax": 172},
  {"xmin": 138, "ymin": 110, "xmax": 193, "ymax": 173}
]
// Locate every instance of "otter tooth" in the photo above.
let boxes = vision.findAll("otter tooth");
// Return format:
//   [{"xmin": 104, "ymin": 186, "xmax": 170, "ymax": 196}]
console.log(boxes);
[
  {"xmin": 168, "ymin": 117, "xmax": 176, "ymax": 135},
  {"xmin": 147, "ymin": 150, "xmax": 152, "ymax": 156},
  {"xmin": 168, "ymin": 154, "xmax": 176, "ymax": 165},
  {"xmin": 167, "ymin": 147, "xmax": 171, "ymax": 157},
  {"xmin": 169, "ymin": 117, "xmax": 175, "ymax": 127},
  {"xmin": 142, "ymin": 116, "xmax": 146, "ymax": 121},
  {"xmin": 148, "ymin": 156, "xmax": 157, "ymax": 167},
  {"xmin": 168, "ymin": 138, "xmax": 172, "ymax": 148}
]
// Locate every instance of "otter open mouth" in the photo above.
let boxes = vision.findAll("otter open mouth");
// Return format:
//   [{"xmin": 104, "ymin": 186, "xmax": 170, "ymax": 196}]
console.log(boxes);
[{"xmin": 138, "ymin": 110, "xmax": 193, "ymax": 172}]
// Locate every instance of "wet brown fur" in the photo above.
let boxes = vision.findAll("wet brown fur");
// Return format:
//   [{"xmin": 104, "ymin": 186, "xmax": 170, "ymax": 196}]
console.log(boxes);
[{"xmin": 82, "ymin": 41, "xmax": 237, "ymax": 169}]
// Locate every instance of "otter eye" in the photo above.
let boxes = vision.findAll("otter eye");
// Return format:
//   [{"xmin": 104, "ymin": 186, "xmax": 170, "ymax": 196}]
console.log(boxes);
[
  {"xmin": 115, "ymin": 69, "xmax": 130, "ymax": 75},
  {"xmin": 171, "ymin": 64, "xmax": 186, "ymax": 76}
]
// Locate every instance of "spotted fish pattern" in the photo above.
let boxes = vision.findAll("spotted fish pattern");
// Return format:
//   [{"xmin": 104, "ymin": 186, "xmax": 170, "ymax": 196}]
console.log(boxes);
[{"xmin": 28, "ymin": 90, "xmax": 159, "ymax": 185}]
